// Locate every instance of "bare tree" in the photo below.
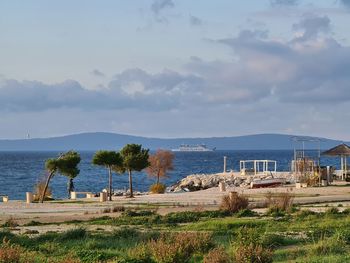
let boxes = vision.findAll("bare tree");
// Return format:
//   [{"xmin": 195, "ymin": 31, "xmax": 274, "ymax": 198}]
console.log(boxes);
[{"xmin": 146, "ymin": 149, "xmax": 174, "ymax": 184}]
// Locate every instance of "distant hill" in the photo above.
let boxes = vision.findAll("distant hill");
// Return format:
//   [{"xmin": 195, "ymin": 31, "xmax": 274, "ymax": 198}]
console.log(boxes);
[{"xmin": 0, "ymin": 132, "xmax": 347, "ymax": 151}]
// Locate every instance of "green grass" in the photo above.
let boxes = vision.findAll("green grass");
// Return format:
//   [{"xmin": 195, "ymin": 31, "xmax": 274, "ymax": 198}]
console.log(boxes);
[{"xmin": 1, "ymin": 209, "xmax": 350, "ymax": 262}]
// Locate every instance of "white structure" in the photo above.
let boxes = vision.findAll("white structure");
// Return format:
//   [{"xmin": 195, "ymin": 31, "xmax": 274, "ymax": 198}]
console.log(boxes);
[{"xmin": 240, "ymin": 160, "xmax": 277, "ymax": 176}]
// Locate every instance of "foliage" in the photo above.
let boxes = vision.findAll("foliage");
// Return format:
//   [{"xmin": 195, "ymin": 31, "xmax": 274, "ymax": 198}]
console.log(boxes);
[
  {"xmin": 0, "ymin": 238, "xmax": 32, "ymax": 263},
  {"xmin": 149, "ymin": 183, "xmax": 166, "ymax": 194},
  {"xmin": 264, "ymin": 190, "xmax": 294, "ymax": 214},
  {"xmin": 40, "ymin": 151, "xmax": 81, "ymax": 202},
  {"xmin": 148, "ymin": 232, "xmax": 213, "ymax": 263},
  {"xmin": 220, "ymin": 193, "xmax": 249, "ymax": 214},
  {"xmin": 120, "ymin": 144, "xmax": 150, "ymax": 198},
  {"xmin": 92, "ymin": 150, "xmax": 123, "ymax": 201},
  {"xmin": 33, "ymin": 180, "xmax": 52, "ymax": 201},
  {"xmin": 146, "ymin": 149, "xmax": 174, "ymax": 184},
  {"xmin": 203, "ymin": 247, "xmax": 231, "ymax": 263}
]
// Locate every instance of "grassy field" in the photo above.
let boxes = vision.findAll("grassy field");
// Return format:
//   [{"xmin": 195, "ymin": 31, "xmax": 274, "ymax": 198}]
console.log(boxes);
[{"xmin": 0, "ymin": 204, "xmax": 350, "ymax": 263}]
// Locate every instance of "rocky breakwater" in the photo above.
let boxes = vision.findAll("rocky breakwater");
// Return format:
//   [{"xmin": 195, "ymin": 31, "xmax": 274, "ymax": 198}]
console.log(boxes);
[
  {"xmin": 167, "ymin": 172, "xmax": 295, "ymax": 192},
  {"xmin": 167, "ymin": 173, "xmax": 248, "ymax": 192}
]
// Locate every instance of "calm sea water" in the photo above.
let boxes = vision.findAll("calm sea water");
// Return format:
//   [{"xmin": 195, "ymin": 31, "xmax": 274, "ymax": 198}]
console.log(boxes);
[{"xmin": 0, "ymin": 151, "xmax": 342, "ymax": 200}]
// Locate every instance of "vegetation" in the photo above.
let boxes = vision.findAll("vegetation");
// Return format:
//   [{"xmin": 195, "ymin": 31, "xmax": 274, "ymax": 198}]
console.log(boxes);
[
  {"xmin": 92, "ymin": 151, "xmax": 123, "ymax": 201},
  {"xmin": 149, "ymin": 183, "xmax": 166, "ymax": 194},
  {"xmin": 120, "ymin": 144, "xmax": 150, "ymax": 198},
  {"xmin": 40, "ymin": 151, "xmax": 81, "ymax": 203},
  {"xmin": 147, "ymin": 149, "xmax": 174, "ymax": 193},
  {"xmin": 0, "ymin": 208, "xmax": 350, "ymax": 262},
  {"xmin": 220, "ymin": 192, "xmax": 249, "ymax": 214}
]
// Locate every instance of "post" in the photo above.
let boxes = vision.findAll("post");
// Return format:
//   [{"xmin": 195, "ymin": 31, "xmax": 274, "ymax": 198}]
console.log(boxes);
[
  {"xmin": 223, "ymin": 156, "xmax": 227, "ymax": 173},
  {"xmin": 219, "ymin": 182, "xmax": 226, "ymax": 192},
  {"xmin": 3, "ymin": 196, "xmax": 9, "ymax": 202},
  {"xmin": 26, "ymin": 192, "xmax": 33, "ymax": 204},
  {"xmin": 99, "ymin": 192, "xmax": 107, "ymax": 202},
  {"xmin": 70, "ymin": 191, "xmax": 77, "ymax": 200}
]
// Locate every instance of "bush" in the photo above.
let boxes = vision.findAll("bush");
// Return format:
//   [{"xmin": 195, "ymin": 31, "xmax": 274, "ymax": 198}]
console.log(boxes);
[
  {"xmin": 236, "ymin": 209, "xmax": 258, "ymax": 218},
  {"xmin": 325, "ymin": 207, "xmax": 340, "ymax": 215},
  {"xmin": 295, "ymin": 209, "xmax": 317, "ymax": 219},
  {"xmin": 148, "ymin": 232, "xmax": 214, "ymax": 263},
  {"xmin": 58, "ymin": 228, "xmax": 86, "ymax": 241},
  {"xmin": 33, "ymin": 180, "xmax": 53, "ymax": 201},
  {"xmin": 149, "ymin": 183, "xmax": 166, "ymax": 194},
  {"xmin": 203, "ymin": 247, "xmax": 231, "ymax": 263},
  {"xmin": 2, "ymin": 217, "xmax": 19, "ymax": 228},
  {"xmin": 264, "ymin": 191, "xmax": 294, "ymax": 214},
  {"xmin": 0, "ymin": 238, "xmax": 28, "ymax": 263},
  {"xmin": 127, "ymin": 244, "xmax": 154, "ymax": 263},
  {"xmin": 220, "ymin": 193, "xmax": 249, "ymax": 214},
  {"xmin": 310, "ymin": 233, "xmax": 347, "ymax": 256},
  {"xmin": 234, "ymin": 244, "xmax": 273, "ymax": 263},
  {"xmin": 112, "ymin": 206, "xmax": 125, "ymax": 213},
  {"xmin": 113, "ymin": 227, "xmax": 140, "ymax": 239},
  {"xmin": 231, "ymin": 227, "xmax": 274, "ymax": 263}
]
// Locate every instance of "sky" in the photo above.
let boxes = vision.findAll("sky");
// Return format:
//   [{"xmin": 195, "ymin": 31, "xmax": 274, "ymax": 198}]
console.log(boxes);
[{"xmin": 1, "ymin": 0, "xmax": 350, "ymax": 140}]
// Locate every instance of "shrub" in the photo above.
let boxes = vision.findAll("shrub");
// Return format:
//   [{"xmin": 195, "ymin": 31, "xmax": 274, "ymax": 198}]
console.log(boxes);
[
  {"xmin": 234, "ymin": 244, "xmax": 273, "ymax": 263},
  {"xmin": 149, "ymin": 183, "xmax": 166, "ymax": 194},
  {"xmin": 101, "ymin": 208, "xmax": 111, "ymax": 213},
  {"xmin": 220, "ymin": 193, "xmax": 249, "ymax": 214},
  {"xmin": 127, "ymin": 244, "xmax": 154, "ymax": 263},
  {"xmin": 112, "ymin": 206, "xmax": 125, "ymax": 213},
  {"xmin": 33, "ymin": 180, "xmax": 52, "ymax": 201},
  {"xmin": 58, "ymin": 228, "xmax": 86, "ymax": 241},
  {"xmin": 0, "ymin": 238, "xmax": 27, "ymax": 263},
  {"xmin": 236, "ymin": 209, "xmax": 258, "ymax": 218},
  {"xmin": 2, "ymin": 217, "xmax": 19, "ymax": 228},
  {"xmin": 231, "ymin": 227, "xmax": 274, "ymax": 263},
  {"xmin": 148, "ymin": 232, "xmax": 214, "ymax": 263},
  {"xmin": 123, "ymin": 210, "xmax": 156, "ymax": 217},
  {"xmin": 264, "ymin": 191, "xmax": 294, "ymax": 214},
  {"xmin": 325, "ymin": 207, "xmax": 340, "ymax": 215},
  {"xmin": 113, "ymin": 227, "xmax": 140, "ymax": 239},
  {"xmin": 203, "ymin": 247, "xmax": 231, "ymax": 263},
  {"xmin": 310, "ymin": 233, "xmax": 347, "ymax": 256},
  {"xmin": 295, "ymin": 209, "xmax": 317, "ymax": 219}
]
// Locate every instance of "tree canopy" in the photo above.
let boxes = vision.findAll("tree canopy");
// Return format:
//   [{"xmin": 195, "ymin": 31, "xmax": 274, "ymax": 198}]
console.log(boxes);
[{"xmin": 120, "ymin": 144, "xmax": 149, "ymax": 197}]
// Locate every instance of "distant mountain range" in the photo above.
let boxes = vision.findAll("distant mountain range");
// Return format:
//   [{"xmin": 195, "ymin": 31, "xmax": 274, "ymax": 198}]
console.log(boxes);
[{"xmin": 0, "ymin": 132, "xmax": 347, "ymax": 151}]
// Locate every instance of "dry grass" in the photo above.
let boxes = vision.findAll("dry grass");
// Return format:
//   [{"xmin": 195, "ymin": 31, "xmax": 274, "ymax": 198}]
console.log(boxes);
[
  {"xmin": 148, "ymin": 232, "xmax": 213, "ymax": 263},
  {"xmin": 0, "ymin": 238, "xmax": 26, "ymax": 263},
  {"xmin": 33, "ymin": 180, "xmax": 52, "ymax": 201},
  {"xmin": 264, "ymin": 190, "xmax": 294, "ymax": 213},
  {"xmin": 220, "ymin": 192, "xmax": 249, "ymax": 214},
  {"xmin": 2, "ymin": 217, "xmax": 19, "ymax": 228},
  {"xmin": 234, "ymin": 244, "xmax": 273, "ymax": 263},
  {"xmin": 203, "ymin": 247, "xmax": 231, "ymax": 263}
]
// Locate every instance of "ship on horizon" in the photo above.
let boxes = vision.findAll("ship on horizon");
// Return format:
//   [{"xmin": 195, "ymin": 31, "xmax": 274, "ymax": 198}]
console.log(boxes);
[{"xmin": 171, "ymin": 144, "xmax": 216, "ymax": 152}]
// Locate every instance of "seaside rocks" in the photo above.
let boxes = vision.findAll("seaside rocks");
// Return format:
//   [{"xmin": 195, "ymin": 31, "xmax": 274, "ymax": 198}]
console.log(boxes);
[
  {"xmin": 167, "ymin": 173, "xmax": 238, "ymax": 192},
  {"xmin": 167, "ymin": 172, "xmax": 295, "ymax": 192}
]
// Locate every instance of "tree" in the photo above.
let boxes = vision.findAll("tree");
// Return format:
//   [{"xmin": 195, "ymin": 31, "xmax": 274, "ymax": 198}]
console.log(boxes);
[
  {"xmin": 146, "ymin": 149, "xmax": 174, "ymax": 184},
  {"xmin": 40, "ymin": 151, "xmax": 81, "ymax": 203},
  {"xmin": 58, "ymin": 151, "xmax": 81, "ymax": 198},
  {"xmin": 40, "ymin": 158, "xmax": 59, "ymax": 203},
  {"xmin": 120, "ymin": 144, "xmax": 149, "ymax": 198},
  {"xmin": 92, "ymin": 150, "xmax": 123, "ymax": 201}
]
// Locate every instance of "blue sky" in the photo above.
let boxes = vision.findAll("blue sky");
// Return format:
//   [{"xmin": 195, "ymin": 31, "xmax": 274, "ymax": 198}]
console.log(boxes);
[{"xmin": 1, "ymin": 0, "xmax": 350, "ymax": 140}]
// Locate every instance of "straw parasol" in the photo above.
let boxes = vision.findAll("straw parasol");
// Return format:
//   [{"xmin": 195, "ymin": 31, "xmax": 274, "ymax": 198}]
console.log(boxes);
[{"xmin": 322, "ymin": 143, "xmax": 350, "ymax": 180}]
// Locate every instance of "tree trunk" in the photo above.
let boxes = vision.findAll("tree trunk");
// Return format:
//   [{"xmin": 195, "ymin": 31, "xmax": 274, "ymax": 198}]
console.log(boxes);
[
  {"xmin": 128, "ymin": 169, "xmax": 134, "ymax": 198},
  {"xmin": 108, "ymin": 166, "xmax": 112, "ymax": 201},
  {"xmin": 40, "ymin": 171, "xmax": 53, "ymax": 203},
  {"xmin": 157, "ymin": 170, "xmax": 160, "ymax": 184},
  {"xmin": 68, "ymin": 178, "xmax": 74, "ymax": 199}
]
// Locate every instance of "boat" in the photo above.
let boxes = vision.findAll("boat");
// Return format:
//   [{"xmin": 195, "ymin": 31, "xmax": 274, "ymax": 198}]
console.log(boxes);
[
  {"xmin": 171, "ymin": 144, "xmax": 216, "ymax": 152},
  {"xmin": 250, "ymin": 178, "xmax": 285, "ymax": 189}
]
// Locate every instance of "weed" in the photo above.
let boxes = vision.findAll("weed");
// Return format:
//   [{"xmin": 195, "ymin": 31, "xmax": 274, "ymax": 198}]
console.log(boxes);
[
  {"xmin": 112, "ymin": 206, "xmax": 125, "ymax": 213},
  {"xmin": 220, "ymin": 193, "xmax": 248, "ymax": 214},
  {"xmin": 2, "ymin": 217, "xmax": 19, "ymax": 228},
  {"xmin": 149, "ymin": 183, "xmax": 166, "ymax": 194},
  {"xmin": 203, "ymin": 247, "xmax": 231, "ymax": 263}
]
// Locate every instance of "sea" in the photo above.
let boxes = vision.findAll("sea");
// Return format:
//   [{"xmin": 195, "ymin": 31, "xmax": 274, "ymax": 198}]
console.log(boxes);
[{"xmin": 0, "ymin": 150, "xmax": 343, "ymax": 200}]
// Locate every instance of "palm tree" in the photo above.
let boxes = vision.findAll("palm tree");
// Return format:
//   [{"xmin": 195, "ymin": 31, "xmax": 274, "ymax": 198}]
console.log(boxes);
[
  {"xmin": 120, "ymin": 144, "xmax": 149, "ymax": 198},
  {"xmin": 92, "ymin": 150, "xmax": 123, "ymax": 201}
]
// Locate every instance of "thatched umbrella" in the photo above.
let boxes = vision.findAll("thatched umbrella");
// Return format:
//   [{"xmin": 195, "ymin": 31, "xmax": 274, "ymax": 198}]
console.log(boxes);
[{"xmin": 322, "ymin": 143, "xmax": 350, "ymax": 180}]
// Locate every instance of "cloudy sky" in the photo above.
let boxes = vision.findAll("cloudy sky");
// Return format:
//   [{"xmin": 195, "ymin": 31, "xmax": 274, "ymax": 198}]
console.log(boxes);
[{"xmin": 1, "ymin": 0, "xmax": 350, "ymax": 140}]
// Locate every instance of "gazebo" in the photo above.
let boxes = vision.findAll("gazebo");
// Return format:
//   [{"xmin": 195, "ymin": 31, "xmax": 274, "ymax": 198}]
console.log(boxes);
[{"xmin": 322, "ymin": 143, "xmax": 350, "ymax": 180}]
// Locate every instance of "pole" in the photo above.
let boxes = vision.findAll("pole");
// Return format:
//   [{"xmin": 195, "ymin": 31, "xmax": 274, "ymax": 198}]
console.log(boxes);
[{"xmin": 223, "ymin": 156, "xmax": 227, "ymax": 173}]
